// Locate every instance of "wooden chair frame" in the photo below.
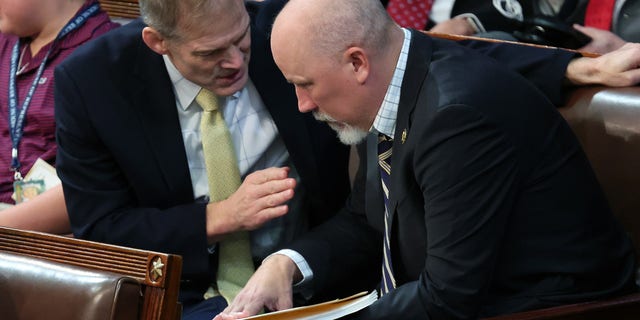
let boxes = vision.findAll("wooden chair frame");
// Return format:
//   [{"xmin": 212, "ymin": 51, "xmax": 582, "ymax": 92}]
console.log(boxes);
[
  {"xmin": 99, "ymin": 0, "xmax": 140, "ymax": 20},
  {"xmin": 0, "ymin": 226, "xmax": 182, "ymax": 320}
]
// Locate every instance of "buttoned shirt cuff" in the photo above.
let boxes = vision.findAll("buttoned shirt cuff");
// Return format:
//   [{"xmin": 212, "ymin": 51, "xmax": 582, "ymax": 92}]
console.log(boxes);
[{"xmin": 265, "ymin": 249, "xmax": 314, "ymax": 288}]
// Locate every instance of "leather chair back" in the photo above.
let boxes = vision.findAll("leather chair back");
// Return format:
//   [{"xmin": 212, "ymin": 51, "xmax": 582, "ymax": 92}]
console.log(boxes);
[
  {"xmin": 560, "ymin": 86, "xmax": 640, "ymax": 264},
  {"xmin": 0, "ymin": 251, "xmax": 141, "ymax": 319},
  {"xmin": 0, "ymin": 227, "xmax": 182, "ymax": 320}
]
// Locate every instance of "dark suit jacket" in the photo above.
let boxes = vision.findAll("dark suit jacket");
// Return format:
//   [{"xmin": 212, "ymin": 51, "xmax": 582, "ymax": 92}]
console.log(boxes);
[
  {"xmin": 289, "ymin": 30, "xmax": 636, "ymax": 319},
  {"xmin": 54, "ymin": 0, "xmax": 351, "ymax": 291}
]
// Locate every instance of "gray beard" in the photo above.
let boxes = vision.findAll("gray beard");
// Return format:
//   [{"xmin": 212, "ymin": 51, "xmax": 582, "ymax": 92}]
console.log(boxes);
[{"xmin": 313, "ymin": 111, "xmax": 368, "ymax": 145}]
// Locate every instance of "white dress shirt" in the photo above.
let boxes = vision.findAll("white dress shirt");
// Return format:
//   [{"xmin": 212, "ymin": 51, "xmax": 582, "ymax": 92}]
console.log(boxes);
[{"xmin": 163, "ymin": 55, "xmax": 308, "ymax": 260}]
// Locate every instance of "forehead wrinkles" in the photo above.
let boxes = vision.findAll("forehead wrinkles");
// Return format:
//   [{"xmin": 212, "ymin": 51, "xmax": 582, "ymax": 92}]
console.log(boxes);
[{"xmin": 184, "ymin": 23, "xmax": 249, "ymax": 55}]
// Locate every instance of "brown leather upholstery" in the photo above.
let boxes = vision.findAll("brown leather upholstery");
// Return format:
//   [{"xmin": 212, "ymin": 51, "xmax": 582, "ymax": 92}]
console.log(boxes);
[
  {"xmin": 0, "ymin": 227, "xmax": 182, "ymax": 320},
  {"xmin": 0, "ymin": 251, "xmax": 141, "ymax": 320},
  {"xmin": 484, "ymin": 86, "xmax": 640, "ymax": 319}
]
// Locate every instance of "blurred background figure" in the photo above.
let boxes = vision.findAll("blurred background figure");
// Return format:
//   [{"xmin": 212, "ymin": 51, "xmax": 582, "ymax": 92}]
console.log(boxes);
[
  {"xmin": 383, "ymin": 0, "xmax": 638, "ymax": 52},
  {"xmin": 574, "ymin": 0, "xmax": 639, "ymax": 54},
  {"xmin": 0, "ymin": 0, "xmax": 119, "ymax": 234}
]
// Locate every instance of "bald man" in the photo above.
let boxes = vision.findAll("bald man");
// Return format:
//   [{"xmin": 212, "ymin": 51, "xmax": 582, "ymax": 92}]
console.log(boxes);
[{"xmin": 215, "ymin": 0, "xmax": 636, "ymax": 319}]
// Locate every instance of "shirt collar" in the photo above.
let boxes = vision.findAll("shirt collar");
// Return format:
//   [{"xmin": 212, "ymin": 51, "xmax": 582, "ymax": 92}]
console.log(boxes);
[
  {"xmin": 372, "ymin": 28, "xmax": 411, "ymax": 139},
  {"xmin": 56, "ymin": 1, "xmax": 110, "ymax": 50}
]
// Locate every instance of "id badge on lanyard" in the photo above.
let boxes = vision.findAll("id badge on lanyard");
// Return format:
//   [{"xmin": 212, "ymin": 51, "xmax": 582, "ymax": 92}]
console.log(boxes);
[{"xmin": 8, "ymin": 3, "xmax": 100, "ymax": 203}]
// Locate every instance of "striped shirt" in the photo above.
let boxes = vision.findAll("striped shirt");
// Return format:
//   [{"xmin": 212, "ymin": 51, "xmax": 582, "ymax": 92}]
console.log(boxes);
[{"xmin": 373, "ymin": 28, "xmax": 412, "ymax": 138}]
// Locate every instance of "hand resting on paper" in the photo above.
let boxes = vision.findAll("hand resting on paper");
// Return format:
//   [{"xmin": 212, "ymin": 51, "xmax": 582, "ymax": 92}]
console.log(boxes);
[{"xmin": 213, "ymin": 254, "xmax": 301, "ymax": 320}]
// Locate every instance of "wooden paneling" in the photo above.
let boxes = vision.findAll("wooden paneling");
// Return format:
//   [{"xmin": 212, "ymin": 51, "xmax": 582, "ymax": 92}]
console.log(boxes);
[{"xmin": 100, "ymin": 0, "xmax": 140, "ymax": 19}]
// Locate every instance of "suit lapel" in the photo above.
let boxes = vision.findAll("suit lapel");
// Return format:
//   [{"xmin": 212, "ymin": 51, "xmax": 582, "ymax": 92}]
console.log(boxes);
[
  {"xmin": 387, "ymin": 30, "xmax": 433, "ymax": 221},
  {"xmin": 129, "ymin": 39, "xmax": 193, "ymax": 197}
]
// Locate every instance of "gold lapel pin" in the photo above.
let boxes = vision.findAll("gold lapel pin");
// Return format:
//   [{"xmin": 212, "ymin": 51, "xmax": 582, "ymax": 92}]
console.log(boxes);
[{"xmin": 401, "ymin": 129, "xmax": 407, "ymax": 144}]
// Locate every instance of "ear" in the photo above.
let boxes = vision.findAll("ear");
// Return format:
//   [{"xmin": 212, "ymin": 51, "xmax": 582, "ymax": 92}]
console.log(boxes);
[
  {"xmin": 142, "ymin": 27, "xmax": 169, "ymax": 55},
  {"xmin": 343, "ymin": 47, "xmax": 370, "ymax": 84}
]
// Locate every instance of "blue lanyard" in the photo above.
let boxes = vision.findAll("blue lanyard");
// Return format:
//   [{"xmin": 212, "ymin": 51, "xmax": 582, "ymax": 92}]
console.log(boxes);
[{"xmin": 8, "ymin": 3, "xmax": 100, "ymax": 180}]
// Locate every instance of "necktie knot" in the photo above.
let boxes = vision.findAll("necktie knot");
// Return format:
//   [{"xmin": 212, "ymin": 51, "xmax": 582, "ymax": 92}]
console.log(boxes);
[{"xmin": 196, "ymin": 88, "xmax": 221, "ymax": 112}]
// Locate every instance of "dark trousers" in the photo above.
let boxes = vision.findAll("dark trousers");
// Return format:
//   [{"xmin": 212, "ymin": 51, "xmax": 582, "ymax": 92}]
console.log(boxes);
[{"xmin": 181, "ymin": 291, "xmax": 227, "ymax": 320}]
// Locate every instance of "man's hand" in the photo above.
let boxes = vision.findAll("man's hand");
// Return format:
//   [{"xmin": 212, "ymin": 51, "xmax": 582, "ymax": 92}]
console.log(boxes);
[
  {"xmin": 206, "ymin": 167, "xmax": 296, "ymax": 243},
  {"xmin": 430, "ymin": 18, "xmax": 476, "ymax": 36},
  {"xmin": 574, "ymin": 24, "xmax": 627, "ymax": 55},
  {"xmin": 567, "ymin": 42, "xmax": 640, "ymax": 87},
  {"xmin": 213, "ymin": 254, "xmax": 301, "ymax": 320}
]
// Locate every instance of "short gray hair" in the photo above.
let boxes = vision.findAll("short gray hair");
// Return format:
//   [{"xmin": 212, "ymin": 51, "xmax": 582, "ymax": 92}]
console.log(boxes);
[{"xmin": 139, "ymin": 0, "xmax": 222, "ymax": 40}]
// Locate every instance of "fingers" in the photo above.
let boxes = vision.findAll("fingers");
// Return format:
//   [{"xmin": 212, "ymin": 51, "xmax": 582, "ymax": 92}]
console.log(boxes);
[
  {"xmin": 213, "ymin": 311, "xmax": 248, "ymax": 320},
  {"xmin": 258, "ymin": 204, "xmax": 290, "ymax": 222},
  {"xmin": 621, "ymin": 68, "xmax": 640, "ymax": 86},
  {"xmin": 215, "ymin": 259, "xmax": 296, "ymax": 320},
  {"xmin": 226, "ymin": 300, "xmax": 265, "ymax": 315},
  {"xmin": 262, "ymin": 186, "xmax": 295, "ymax": 207},
  {"xmin": 262, "ymin": 178, "xmax": 297, "ymax": 198},
  {"xmin": 573, "ymin": 24, "xmax": 605, "ymax": 37},
  {"xmin": 572, "ymin": 24, "xmax": 591, "ymax": 34},
  {"xmin": 597, "ymin": 43, "xmax": 640, "ymax": 86},
  {"xmin": 224, "ymin": 292, "xmax": 291, "ymax": 315},
  {"xmin": 206, "ymin": 167, "xmax": 297, "ymax": 240},
  {"xmin": 247, "ymin": 167, "xmax": 291, "ymax": 184},
  {"xmin": 271, "ymin": 296, "xmax": 293, "ymax": 311},
  {"xmin": 244, "ymin": 167, "xmax": 296, "ymax": 195},
  {"xmin": 245, "ymin": 167, "xmax": 297, "ymax": 198},
  {"xmin": 430, "ymin": 18, "xmax": 474, "ymax": 36}
]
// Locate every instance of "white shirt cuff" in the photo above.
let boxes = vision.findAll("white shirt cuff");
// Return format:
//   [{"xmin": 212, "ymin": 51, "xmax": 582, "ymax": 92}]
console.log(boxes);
[{"xmin": 266, "ymin": 249, "xmax": 314, "ymax": 287}]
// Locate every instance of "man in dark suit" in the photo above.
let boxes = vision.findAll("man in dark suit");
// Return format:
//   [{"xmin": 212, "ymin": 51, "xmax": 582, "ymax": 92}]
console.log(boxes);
[
  {"xmin": 215, "ymin": 0, "xmax": 637, "ymax": 319},
  {"xmin": 53, "ymin": 0, "xmax": 352, "ymax": 318}
]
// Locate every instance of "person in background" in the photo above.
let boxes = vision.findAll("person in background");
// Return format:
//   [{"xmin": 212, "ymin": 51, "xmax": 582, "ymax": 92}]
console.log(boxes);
[
  {"xmin": 382, "ymin": 0, "xmax": 639, "ymax": 54},
  {"xmin": 215, "ymin": 0, "xmax": 636, "ymax": 318},
  {"xmin": 380, "ymin": 0, "xmax": 640, "ymax": 86},
  {"xmin": 0, "ymin": 0, "xmax": 119, "ymax": 233},
  {"xmin": 574, "ymin": 0, "xmax": 639, "ymax": 54},
  {"xmin": 382, "ymin": 0, "xmax": 584, "ymax": 39}
]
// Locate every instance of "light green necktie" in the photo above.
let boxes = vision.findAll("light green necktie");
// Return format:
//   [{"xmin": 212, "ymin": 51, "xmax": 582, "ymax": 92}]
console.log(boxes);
[{"xmin": 196, "ymin": 88, "xmax": 254, "ymax": 304}]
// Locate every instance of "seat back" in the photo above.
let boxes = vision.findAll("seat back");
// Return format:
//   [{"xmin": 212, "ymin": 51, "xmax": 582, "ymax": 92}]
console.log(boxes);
[
  {"xmin": 0, "ymin": 226, "xmax": 182, "ymax": 320},
  {"xmin": 484, "ymin": 86, "xmax": 640, "ymax": 319},
  {"xmin": 0, "ymin": 251, "xmax": 141, "ymax": 319}
]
